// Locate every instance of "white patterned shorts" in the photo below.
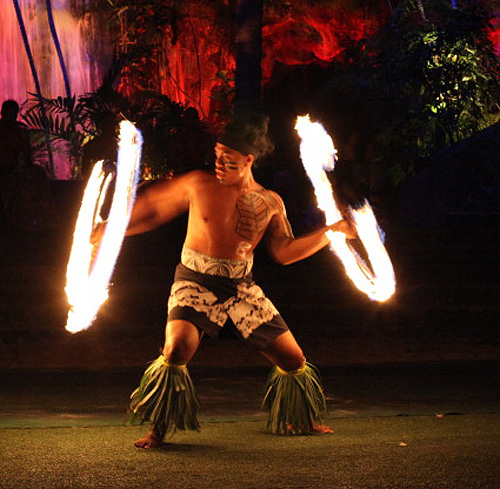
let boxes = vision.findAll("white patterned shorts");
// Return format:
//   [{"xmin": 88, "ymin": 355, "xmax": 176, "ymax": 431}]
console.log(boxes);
[{"xmin": 167, "ymin": 263, "xmax": 289, "ymax": 350}]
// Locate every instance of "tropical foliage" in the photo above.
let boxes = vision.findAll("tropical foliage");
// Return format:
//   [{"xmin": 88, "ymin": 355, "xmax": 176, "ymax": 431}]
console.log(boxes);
[
  {"xmin": 22, "ymin": 63, "xmax": 212, "ymax": 179},
  {"xmin": 323, "ymin": 0, "xmax": 500, "ymax": 186},
  {"xmin": 17, "ymin": 0, "xmax": 500, "ymax": 185},
  {"xmin": 378, "ymin": 1, "xmax": 499, "ymax": 180}
]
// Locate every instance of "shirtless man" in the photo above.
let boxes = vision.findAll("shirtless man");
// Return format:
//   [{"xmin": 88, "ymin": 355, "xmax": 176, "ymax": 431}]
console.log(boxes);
[{"xmin": 119, "ymin": 115, "xmax": 354, "ymax": 448}]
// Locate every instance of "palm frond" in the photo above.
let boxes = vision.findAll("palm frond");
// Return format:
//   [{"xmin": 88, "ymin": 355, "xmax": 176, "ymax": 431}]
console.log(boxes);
[{"xmin": 44, "ymin": 95, "xmax": 77, "ymax": 115}]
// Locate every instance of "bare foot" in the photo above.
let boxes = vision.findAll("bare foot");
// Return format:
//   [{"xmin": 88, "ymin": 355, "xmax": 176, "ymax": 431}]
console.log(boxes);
[
  {"xmin": 311, "ymin": 422, "xmax": 334, "ymax": 434},
  {"xmin": 286, "ymin": 422, "xmax": 334, "ymax": 435},
  {"xmin": 134, "ymin": 430, "xmax": 166, "ymax": 449}
]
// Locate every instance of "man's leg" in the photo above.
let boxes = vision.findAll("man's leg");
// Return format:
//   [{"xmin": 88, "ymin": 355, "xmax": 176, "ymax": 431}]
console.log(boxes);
[
  {"xmin": 260, "ymin": 330, "xmax": 305, "ymax": 371},
  {"xmin": 133, "ymin": 320, "xmax": 202, "ymax": 448},
  {"xmin": 162, "ymin": 319, "xmax": 203, "ymax": 364},
  {"xmin": 261, "ymin": 331, "xmax": 333, "ymax": 435}
]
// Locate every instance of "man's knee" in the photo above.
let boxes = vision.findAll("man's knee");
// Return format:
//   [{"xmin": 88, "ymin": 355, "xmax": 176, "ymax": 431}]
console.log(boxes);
[
  {"xmin": 163, "ymin": 320, "xmax": 200, "ymax": 364},
  {"xmin": 261, "ymin": 332, "xmax": 306, "ymax": 372},
  {"xmin": 278, "ymin": 352, "xmax": 306, "ymax": 372}
]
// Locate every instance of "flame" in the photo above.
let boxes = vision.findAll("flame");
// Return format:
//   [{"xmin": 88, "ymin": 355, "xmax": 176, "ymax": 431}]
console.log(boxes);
[
  {"xmin": 65, "ymin": 121, "xmax": 142, "ymax": 333},
  {"xmin": 295, "ymin": 115, "xmax": 395, "ymax": 302}
]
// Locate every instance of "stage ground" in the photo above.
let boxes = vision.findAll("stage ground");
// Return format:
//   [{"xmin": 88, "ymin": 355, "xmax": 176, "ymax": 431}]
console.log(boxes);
[{"xmin": 0, "ymin": 362, "xmax": 499, "ymax": 489}]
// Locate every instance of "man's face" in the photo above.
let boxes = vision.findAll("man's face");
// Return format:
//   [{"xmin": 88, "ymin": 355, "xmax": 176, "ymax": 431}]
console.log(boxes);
[{"xmin": 214, "ymin": 143, "xmax": 252, "ymax": 185}]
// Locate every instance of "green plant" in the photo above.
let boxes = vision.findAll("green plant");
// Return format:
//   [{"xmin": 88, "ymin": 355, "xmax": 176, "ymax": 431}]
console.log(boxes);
[
  {"xmin": 22, "ymin": 80, "xmax": 211, "ymax": 180},
  {"xmin": 372, "ymin": 0, "xmax": 500, "ymax": 182}
]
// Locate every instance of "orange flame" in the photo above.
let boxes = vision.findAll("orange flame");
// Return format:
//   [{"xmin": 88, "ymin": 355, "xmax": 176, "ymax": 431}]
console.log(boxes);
[
  {"xmin": 295, "ymin": 115, "xmax": 395, "ymax": 301},
  {"xmin": 65, "ymin": 121, "xmax": 142, "ymax": 333}
]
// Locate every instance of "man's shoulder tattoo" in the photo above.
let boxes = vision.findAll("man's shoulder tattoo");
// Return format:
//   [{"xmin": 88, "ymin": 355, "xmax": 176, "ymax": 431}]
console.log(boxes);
[{"xmin": 234, "ymin": 189, "xmax": 282, "ymax": 241}]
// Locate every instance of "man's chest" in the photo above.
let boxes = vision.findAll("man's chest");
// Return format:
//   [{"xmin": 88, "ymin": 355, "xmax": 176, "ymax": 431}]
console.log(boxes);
[{"xmin": 193, "ymin": 188, "xmax": 279, "ymax": 241}]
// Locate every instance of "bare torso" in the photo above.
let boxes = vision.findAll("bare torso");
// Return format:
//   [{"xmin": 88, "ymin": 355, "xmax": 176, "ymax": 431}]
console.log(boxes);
[
  {"xmin": 184, "ymin": 170, "xmax": 283, "ymax": 260},
  {"xmin": 126, "ymin": 149, "xmax": 337, "ymax": 267}
]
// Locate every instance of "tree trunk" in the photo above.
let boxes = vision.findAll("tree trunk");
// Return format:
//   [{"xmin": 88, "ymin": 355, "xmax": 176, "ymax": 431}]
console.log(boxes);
[
  {"xmin": 234, "ymin": 0, "xmax": 263, "ymax": 108},
  {"xmin": 45, "ymin": 0, "xmax": 72, "ymax": 98},
  {"xmin": 416, "ymin": 0, "xmax": 428, "ymax": 22}
]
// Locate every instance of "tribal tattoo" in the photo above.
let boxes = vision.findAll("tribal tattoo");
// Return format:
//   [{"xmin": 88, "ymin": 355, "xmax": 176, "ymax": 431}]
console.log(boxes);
[{"xmin": 234, "ymin": 189, "xmax": 282, "ymax": 241}]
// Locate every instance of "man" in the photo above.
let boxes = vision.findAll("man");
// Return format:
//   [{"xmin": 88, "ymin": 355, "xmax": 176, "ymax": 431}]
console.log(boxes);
[
  {"xmin": 0, "ymin": 100, "xmax": 32, "ymax": 175},
  {"xmin": 81, "ymin": 111, "xmax": 119, "ymax": 181},
  {"xmin": 114, "ymin": 114, "xmax": 354, "ymax": 448},
  {"xmin": 0, "ymin": 99, "xmax": 53, "ymax": 230},
  {"xmin": 0, "ymin": 100, "xmax": 32, "ymax": 210}
]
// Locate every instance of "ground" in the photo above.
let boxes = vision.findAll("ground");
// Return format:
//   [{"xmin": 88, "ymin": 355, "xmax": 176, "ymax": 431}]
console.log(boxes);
[{"xmin": 0, "ymin": 363, "xmax": 499, "ymax": 489}]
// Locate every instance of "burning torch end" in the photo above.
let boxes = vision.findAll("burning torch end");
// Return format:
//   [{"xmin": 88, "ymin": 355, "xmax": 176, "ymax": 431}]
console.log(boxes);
[
  {"xmin": 65, "ymin": 309, "xmax": 95, "ymax": 334},
  {"xmin": 65, "ymin": 309, "xmax": 80, "ymax": 334}
]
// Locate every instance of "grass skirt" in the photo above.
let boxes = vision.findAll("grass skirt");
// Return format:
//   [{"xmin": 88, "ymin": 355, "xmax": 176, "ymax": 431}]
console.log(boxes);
[
  {"xmin": 129, "ymin": 355, "xmax": 200, "ymax": 437},
  {"xmin": 262, "ymin": 362, "xmax": 327, "ymax": 435}
]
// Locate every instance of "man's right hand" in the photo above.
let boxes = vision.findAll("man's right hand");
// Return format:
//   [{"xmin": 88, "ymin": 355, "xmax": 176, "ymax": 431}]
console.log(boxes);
[{"xmin": 90, "ymin": 222, "xmax": 106, "ymax": 266}]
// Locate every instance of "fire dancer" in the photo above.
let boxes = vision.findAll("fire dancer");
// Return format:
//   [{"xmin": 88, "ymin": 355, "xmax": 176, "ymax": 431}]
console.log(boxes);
[
  {"xmin": 99, "ymin": 112, "xmax": 354, "ymax": 448},
  {"xmin": 0, "ymin": 100, "xmax": 32, "ymax": 210}
]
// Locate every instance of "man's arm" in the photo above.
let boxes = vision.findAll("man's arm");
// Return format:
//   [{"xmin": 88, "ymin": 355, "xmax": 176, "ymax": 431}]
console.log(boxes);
[
  {"xmin": 265, "ymin": 196, "xmax": 354, "ymax": 266},
  {"xmin": 21, "ymin": 127, "xmax": 32, "ymax": 166},
  {"xmin": 92, "ymin": 171, "xmax": 194, "ymax": 249},
  {"xmin": 125, "ymin": 172, "xmax": 193, "ymax": 236}
]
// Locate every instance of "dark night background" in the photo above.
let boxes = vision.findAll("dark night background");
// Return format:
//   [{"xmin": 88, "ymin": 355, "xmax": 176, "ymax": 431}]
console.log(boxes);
[{"xmin": 1, "ymin": 0, "xmax": 499, "ymax": 368}]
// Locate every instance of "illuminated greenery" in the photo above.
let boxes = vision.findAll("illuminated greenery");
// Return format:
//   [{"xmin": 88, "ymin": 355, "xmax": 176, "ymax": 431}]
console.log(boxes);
[{"xmin": 371, "ymin": 0, "xmax": 500, "ymax": 183}]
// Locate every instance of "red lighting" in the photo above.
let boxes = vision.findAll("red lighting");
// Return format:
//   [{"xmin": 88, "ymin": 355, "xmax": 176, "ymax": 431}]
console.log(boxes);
[
  {"xmin": 489, "ymin": 17, "xmax": 500, "ymax": 56},
  {"xmin": 262, "ymin": 5, "xmax": 389, "ymax": 82}
]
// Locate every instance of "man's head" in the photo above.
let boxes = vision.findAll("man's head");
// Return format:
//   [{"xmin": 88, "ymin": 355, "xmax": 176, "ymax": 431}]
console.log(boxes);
[
  {"xmin": 214, "ymin": 142, "xmax": 254, "ymax": 185},
  {"xmin": 218, "ymin": 111, "xmax": 273, "ymax": 160},
  {"xmin": 1, "ymin": 100, "xmax": 20, "ymax": 123},
  {"xmin": 215, "ymin": 110, "xmax": 274, "ymax": 185}
]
